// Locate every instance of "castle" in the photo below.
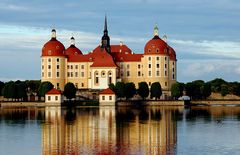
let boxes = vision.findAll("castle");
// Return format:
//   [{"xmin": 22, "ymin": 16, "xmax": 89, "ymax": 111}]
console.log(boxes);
[{"xmin": 41, "ymin": 17, "xmax": 177, "ymax": 98}]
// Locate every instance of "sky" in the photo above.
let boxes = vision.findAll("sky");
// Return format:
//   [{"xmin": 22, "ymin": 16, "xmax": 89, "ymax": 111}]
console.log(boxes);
[{"xmin": 0, "ymin": 0, "xmax": 240, "ymax": 83}]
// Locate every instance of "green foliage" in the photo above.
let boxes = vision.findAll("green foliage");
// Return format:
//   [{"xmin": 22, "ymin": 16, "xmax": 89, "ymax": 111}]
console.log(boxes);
[
  {"xmin": 138, "ymin": 82, "xmax": 149, "ymax": 99},
  {"xmin": 0, "ymin": 81, "xmax": 4, "ymax": 96},
  {"xmin": 115, "ymin": 82, "xmax": 125, "ymax": 98},
  {"xmin": 150, "ymin": 82, "xmax": 162, "ymax": 100},
  {"xmin": 38, "ymin": 81, "xmax": 54, "ymax": 97},
  {"xmin": 124, "ymin": 82, "xmax": 136, "ymax": 99},
  {"xmin": 26, "ymin": 80, "xmax": 41, "ymax": 93},
  {"xmin": 64, "ymin": 82, "xmax": 77, "ymax": 99},
  {"xmin": 202, "ymin": 82, "xmax": 211, "ymax": 99},
  {"xmin": 2, "ymin": 81, "xmax": 27, "ymax": 100},
  {"xmin": 221, "ymin": 84, "xmax": 229, "ymax": 97},
  {"xmin": 209, "ymin": 78, "xmax": 227, "ymax": 92},
  {"xmin": 108, "ymin": 83, "xmax": 116, "ymax": 93},
  {"xmin": 171, "ymin": 82, "xmax": 184, "ymax": 99}
]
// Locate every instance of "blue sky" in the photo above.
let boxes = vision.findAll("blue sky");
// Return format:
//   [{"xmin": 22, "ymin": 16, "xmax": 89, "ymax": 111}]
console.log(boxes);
[{"xmin": 0, "ymin": 0, "xmax": 240, "ymax": 82}]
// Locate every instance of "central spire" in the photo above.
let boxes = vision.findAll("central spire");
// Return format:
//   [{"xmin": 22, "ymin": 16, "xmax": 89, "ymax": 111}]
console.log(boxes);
[
  {"xmin": 104, "ymin": 15, "xmax": 108, "ymax": 33},
  {"xmin": 101, "ymin": 15, "xmax": 111, "ymax": 53}
]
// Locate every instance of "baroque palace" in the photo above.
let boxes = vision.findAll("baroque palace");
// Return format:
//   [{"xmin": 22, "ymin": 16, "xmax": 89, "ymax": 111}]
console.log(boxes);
[{"xmin": 41, "ymin": 17, "xmax": 177, "ymax": 97}]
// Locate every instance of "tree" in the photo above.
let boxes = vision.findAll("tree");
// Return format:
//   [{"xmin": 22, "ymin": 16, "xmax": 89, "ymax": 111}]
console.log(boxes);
[
  {"xmin": 202, "ymin": 82, "xmax": 211, "ymax": 99},
  {"xmin": 150, "ymin": 82, "xmax": 162, "ymax": 100},
  {"xmin": 115, "ymin": 82, "xmax": 125, "ymax": 98},
  {"xmin": 138, "ymin": 82, "xmax": 149, "ymax": 100},
  {"xmin": 63, "ymin": 82, "xmax": 77, "ymax": 100},
  {"xmin": 108, "ymin": 83, "xmax": 116, "ymax": 93},
  {"xmin": 26, "ymin": 80, "xmax": 41, "ymax": 93},
  {"xmin": 38, "ymin": 81, "xmax": 53, "ymax": 97},
  {"xmin": 16, "ymin": 81, "xmax": 27, "ymax": 101},
  {"xmin": 0, "ymin": 81, "xmax": 4, "ymax": 96},
  {"xmin": 221, "ymin": 84, "xmax": 229, "ymax": 97},
  {"xmin": 124, "ymin": 82, "xmax": 136, "ymax": 100},
  {"xmin": 209, "ymin": 78, "xmax": 227, "ymax": 92},
  {"xmin": 171, "ymin": 82, "xmax": 183, "ymax": 99}
]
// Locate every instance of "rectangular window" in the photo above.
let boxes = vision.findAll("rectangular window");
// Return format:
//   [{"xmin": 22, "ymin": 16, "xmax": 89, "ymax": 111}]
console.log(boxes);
[
  {"xmin": 71, "ymin": 72, "xmax": 73, "ymax": 77},
  {"xmin": 57, "ymin": 83, "xmax": 59, "ymax": 89},
  {"xmin": 149, "ymin": 82, "xmax": 151, "ymax": 86},
  {"xmin": 67, "ymin": 65, "xmax": 70, "ymax": 69},
  {"xmin": 109, "ymin": 96, "xmax": 112, "ymax": 100},
  {"xmin": 138, "ymin": 64, "xmax": 141, "ymax": 69},
  {"xmin": 48, "ymin": 58, "xmax": 51, "ymax": 62},
  {"xmin": 55, "ymin": 96, "xmax": 58, "ymax": 101},
  {"xmin": 165, "ymin": 71, "xmax": 167, "ymax": 76},
  {"xmin": 165, "ymin": 57, "xmax": 167, "ymax": 61},
  {"xmin": 127, "ymin": 71, "xmax": 130, "ymax": 77},
  {"xmin": 56, "ymin": 72, "xmax": 59, "ymax": 77},
  {"xmin": 173, "ymin": 62, "xmax": 175, "ymax": 65},
  {"xmin": 71, "ymin": 65, "xmax": 73, "ymax": 69},
  {"xmin": 127, "ymin": 64, "xmax": 130, "ymax": 69},
  {"xmin": 173, "ymin": 74, "xmax": 175, "ymax": 79},
  {"xmin": 156, "ymin": 64, "xmax": 159, "ymax": 68},
  {"xmin": 149, "ymin": 71, "xmax": 151, "ymax": 76},
  {"xmin": 48, "ymin": 65, "xmax": 51, "ymax": 69},
  {"xmin": 48, "ymin": 72, "xmax": 51, "ymax": 77},
  {"xmin": 81, "ymin": 83, "xmax": 84, "ymax": 87},
  {"xmin": 102, "ymin": 96, "xmax": 105, "ymax": 100},
  {"xmin": 57, "ymin": 65, "xmax": 59, "ymax": 69},
  {"xmin": 48, "ymin": 96, "xmax": 51, "ymax": 101},
  {"xmin": 42, "ymin": 72, "xmax": 44, "ymax": 77},
  {"xmin": 42, "ymin": 65, "xmax": 44, "ymax": 69},
  {"xmin": 96, "ymin": 77, "xmax": 99, "ymax": 84},
  {"xmin": 81, "ymin": 65, "xmax": 84, "ymax": 69},
  {"xmin": 81, "ymin": 72, "xmax": 84, "ymax": 77},
  {"xmin": 121, "ymin": 64, "xmax": 123, "ymax": 69},
  {"xmin": 42, "ymin": 59, "xmax": 44, "ymax": 62},
  {"xmin": 173, "ymin": 68, "xmax": 175, "ymax": 72},
  {"xmin": 148, "ymin": 64, "xmax": 151, "ymax": 68},
  {"xmin": 75, "ymin": 65, "xmax": 78, "ymax": 69},
  {"xmin": 156, "ymin": 71, "xmax": 160, "ymax": 76},
  {"xmin": 165, "ymin": 82, "xmax": 167, "ymax": 86},
  {"xmin": 138, "ymin": 71, "xmax": 141, "ymax": 77},
  {"xmin": 156, "ymin": 57, "xmax": 159, "ymax": 61},
  {"xmin": 75, "ymin": 72, "xmax": 78, "ymax": 77},
  {"xmin": 57, "ymin": 58, "xmax": 59, "ymax": 62},
  {"xmin": 148, "ymin": 57, "xmax": 151, "ymax": 61},
  {"xmin": 67, "ymin": 72, "xmax": 70, "ymax": 77},
  {"xmin": 165, "ymin": 64, "xmax": 167, "ymax": 69}
]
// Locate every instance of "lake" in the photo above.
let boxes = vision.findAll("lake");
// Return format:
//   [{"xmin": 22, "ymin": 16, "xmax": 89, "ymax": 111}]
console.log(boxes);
[{"xmin": 0, "ymin": 106, "xmax": 240, "ymax": 155}]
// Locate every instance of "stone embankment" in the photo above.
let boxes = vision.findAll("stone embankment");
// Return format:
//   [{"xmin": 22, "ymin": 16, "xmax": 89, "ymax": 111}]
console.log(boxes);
[
  {"xmin": 117, "ymin": 100, "xmax": 185, "ymax": 106},
  {"xmin": 191, "ymin": 100, "xmax": 240, "ymax": 105},
  {"xmin": 0, "ymin": 102, "xmax": 60, "ymax": 107}
]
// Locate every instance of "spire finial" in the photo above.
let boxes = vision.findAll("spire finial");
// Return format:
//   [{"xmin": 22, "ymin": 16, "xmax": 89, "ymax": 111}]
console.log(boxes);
[
  {"xmin": 154, "ymin": 24, "xmax": 159, "ymax": 36},
  {"xmin": 70, "ymin": 33, "xmax": 75, "ymax": 45},
  {"xmin": 104, "ymin": 15, "xmax": 108, "ymax": 33},
  {"xmin": 51, "ymin": 28, "xmax": 56, "ymax": 39}
]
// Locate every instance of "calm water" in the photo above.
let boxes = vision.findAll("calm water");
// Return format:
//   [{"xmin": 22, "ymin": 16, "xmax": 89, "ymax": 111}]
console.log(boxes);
[{"xmin": 0, "ymin": 106, "xmax": 240, "ymax": 155}]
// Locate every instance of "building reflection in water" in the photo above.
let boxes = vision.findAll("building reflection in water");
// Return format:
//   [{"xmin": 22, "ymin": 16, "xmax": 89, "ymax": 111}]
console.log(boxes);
[{"xmin": 42, "ymin": 106, "xmax": 183, "ymax": 155}]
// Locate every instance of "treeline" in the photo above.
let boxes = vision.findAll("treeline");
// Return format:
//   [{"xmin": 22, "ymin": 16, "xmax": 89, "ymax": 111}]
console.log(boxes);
[
  {"xmin": 0, "ymin": 80, "xmax": 55, "ymax": 101},
  {"xmin": 171, "ymin": 78, "xmax": 240, "ymax": 100},
  {"xmin": 109, "ymin": 81, "xmax": 162, "ymax": 100}
]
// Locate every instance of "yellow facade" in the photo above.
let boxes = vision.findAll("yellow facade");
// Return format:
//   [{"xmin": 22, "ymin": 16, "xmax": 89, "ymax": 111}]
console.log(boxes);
[{"xmin": 41, "ymin": 25, "xmax": 177, "ymax": 97}]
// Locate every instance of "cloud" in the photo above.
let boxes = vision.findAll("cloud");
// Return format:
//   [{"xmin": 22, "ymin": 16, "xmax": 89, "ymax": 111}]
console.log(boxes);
[{"xmin": 169, "ymin": 39, "xmax": 240, "ymax": 59}]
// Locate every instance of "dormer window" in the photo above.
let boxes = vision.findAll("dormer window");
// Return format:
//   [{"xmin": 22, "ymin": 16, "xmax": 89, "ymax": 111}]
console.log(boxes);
[
  {"xmin": 56, "ymin": 46, "xmax": 59, "ymax": 49},
  {"xmin": 156, "ymin": 49, "xmax": 159, "ymax": 53},
  {"xmin": 74, "ymin": 52, "xmax": 78, "ymax": 55},
  {"xmin": 148, "ymin": 49, "xmax": 151, "ymax": 53},
  {"xmin": 48, "ymin": 50, "xmax": 52, "ymax": 55}
]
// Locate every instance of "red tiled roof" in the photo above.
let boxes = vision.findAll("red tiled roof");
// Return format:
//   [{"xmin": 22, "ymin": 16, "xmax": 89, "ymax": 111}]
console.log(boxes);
[
  {"xmin": 144, "ymin": 35, "xmax": 168, "ymax": 55},
  {"xmin": 42, "ymin": 38, "xmax": 66, "ymax": 57},
  {"xmin": 112, "ymin": 52, "xmax": 143, "ymax": 62},
  {"xmin": 90, "ymin": 48, "xmax": 117, "ymax": 67},
  {"xmin": 168, "ymin": 46, "xmax": 177, "ymax": 61},
  {"xmin": 46, "ymin": 88, "xmax": 62, "ymax": 95},
  {"xmin": 111, "ymin": 45, "xmax": 132, "ymax": 53},
  {"xmin": 65, "ymin": 45, "xmax": 83, "ymax": 56},
  {"xmin": 99, "ymin": 88, "xmax": 115, "ymax": 95}
]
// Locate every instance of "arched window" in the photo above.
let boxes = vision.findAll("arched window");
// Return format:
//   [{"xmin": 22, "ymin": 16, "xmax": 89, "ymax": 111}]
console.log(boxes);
[
  {"xmin": 108, "ymin": 71, "xmax": 113, "ymax": 84},
  {"xmin": 94, "ymin": 71, "xmax": 99, "ymax": 85},
  {"xmin": 101, "ymin": 71, "xmax": 106, "ymax": 77}
]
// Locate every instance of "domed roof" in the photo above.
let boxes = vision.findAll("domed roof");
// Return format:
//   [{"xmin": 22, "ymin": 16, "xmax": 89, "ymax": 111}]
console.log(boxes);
[
  {"xmin": 41, "ymin": 29, "xmax": 65, "ymax": 57},
  {"xmin": 65, "ymin": 45, "xmax": 82, "ymax": 56},
  {"xmin": 144, "ymin": 26, "xmax": 168, "ymax": 55},
  {"xmin": 65, "ymin": 37, "xmax": 82, "ymax": 56},
  {"xmin": 168, "ymin": 46, "xmax": 176, "ymax": 61}
]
